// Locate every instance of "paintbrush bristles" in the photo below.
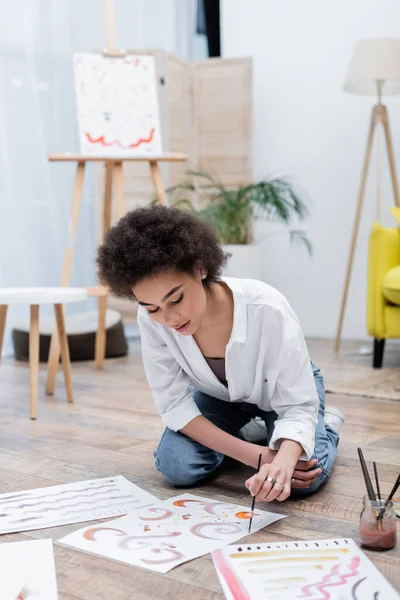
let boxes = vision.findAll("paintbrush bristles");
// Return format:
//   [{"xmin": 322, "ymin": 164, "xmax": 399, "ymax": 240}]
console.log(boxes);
[{"xmin": 357, "ymin": 447, "xmax": 376, "ymax": 501}]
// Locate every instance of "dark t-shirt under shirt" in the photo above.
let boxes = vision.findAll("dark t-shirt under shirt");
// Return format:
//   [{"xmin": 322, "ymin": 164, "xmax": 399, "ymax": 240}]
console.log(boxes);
[{"xmin": 204, "ymin": 357, "xmax": 227, "ymax": 386}]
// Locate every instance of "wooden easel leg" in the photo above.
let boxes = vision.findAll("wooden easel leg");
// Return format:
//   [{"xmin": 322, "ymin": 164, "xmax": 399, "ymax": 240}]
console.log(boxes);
[
  {"xmin": 95, "ymin": 162, "xmax": 114, "ymax": 370},
  {"xmin": 381, "ymin": 106, "xmax": 400, "ymax": 208},
  {"xmin": 149, "ymin": 160, "xmax": 166, "ymax": 205},
  {"xmin": 114, "ymin": 161, "xmax": 125, "ymax": 219},
  {"xmin": 334, "ymin": 108, "xmax": 377, "ymax": 353},
  {"xmin": 46, "ymin": 162, "xmax": 86, "ymax": 394},
  {"xmin": 54, "ymin": 304, "xmax": 73, "ymax": 402},
  {"xmin": 30, "ymin": 305, "xmax": 39, "ymax": 420},
  {"xmin": 0, "ymin": 305, "xmax": 8, "ymax": 364}
]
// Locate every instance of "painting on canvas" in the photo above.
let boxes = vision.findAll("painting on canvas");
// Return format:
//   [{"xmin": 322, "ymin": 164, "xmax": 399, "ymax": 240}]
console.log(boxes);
[
  {"xmin": 57, "ymin": 493, "xmax": 286, "ymax": 574},
  {"xmin": 0, "ymin": 475, "xmax": 158, "ymax": 534},
  {"xmin": 73, "ymin": 53, "xmax": 162, "ymax": 157},
  {"xmin": 212, "ymin": 538, "xmax": 399, "ymax": 600}
]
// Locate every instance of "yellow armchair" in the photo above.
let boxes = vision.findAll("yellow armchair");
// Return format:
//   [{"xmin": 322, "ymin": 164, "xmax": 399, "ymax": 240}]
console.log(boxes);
[{"xmin": 367, "ymin": 209, "xmax": 400, "ymax": 367}]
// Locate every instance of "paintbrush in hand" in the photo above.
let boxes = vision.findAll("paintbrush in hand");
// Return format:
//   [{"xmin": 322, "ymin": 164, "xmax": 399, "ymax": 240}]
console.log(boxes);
[{"xmin": 248, "ymin": 453, "xmax": 262, "ymax": 534}]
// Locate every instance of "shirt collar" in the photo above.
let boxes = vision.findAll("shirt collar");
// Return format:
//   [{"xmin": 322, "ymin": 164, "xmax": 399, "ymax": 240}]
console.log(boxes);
[{"xmin": 221, "ymin": 277, "xmax": 247, "ymax": 344}]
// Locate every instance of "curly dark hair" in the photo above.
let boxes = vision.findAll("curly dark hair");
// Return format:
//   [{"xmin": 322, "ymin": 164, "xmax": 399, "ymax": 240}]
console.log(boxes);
[{"xmin": 96, "ymin": 205, "xmax": 229, "ymax": 300}]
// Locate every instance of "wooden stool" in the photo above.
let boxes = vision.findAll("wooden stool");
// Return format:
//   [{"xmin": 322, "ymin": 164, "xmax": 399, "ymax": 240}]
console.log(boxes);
[{"xmin": 0, "ymin": 287, "xmax": 87, "ymax": 419}]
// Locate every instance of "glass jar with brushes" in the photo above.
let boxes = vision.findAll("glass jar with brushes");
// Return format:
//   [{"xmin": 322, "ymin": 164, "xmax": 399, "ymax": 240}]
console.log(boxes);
[{"xmin": 360, "ymin": 494, "xmax": 397, "ymax": 550}]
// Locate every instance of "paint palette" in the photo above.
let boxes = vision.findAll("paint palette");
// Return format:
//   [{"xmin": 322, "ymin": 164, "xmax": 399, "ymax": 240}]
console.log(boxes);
[
  {"xmin": 57, "ymin": 493, "xmax": 286, "ymax": 573},
  {"xmin": 212, "ymin": 538, "xmax": 399, "ymax": 600}
]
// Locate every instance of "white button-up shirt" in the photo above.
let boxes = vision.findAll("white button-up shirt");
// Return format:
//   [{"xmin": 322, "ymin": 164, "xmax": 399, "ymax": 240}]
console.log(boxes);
[{"xmin": 138, "ymin": 277, "xmax": 318, "ymax": 460}]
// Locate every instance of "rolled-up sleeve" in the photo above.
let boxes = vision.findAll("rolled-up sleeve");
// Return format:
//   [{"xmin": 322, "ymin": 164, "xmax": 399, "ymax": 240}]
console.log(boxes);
[
  {"xmin": 267, "ymin": 311, "xmax": 318, "ymax": 461},
  {"xmin": 138, "ymin": 310, "xmax": 201, "ymax": 431}
]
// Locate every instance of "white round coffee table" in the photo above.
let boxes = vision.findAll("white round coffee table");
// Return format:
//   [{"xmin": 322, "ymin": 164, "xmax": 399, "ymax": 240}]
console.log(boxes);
[{"xmin": 0, "ymin": 287, "xmax": 88, "ymax": 419}]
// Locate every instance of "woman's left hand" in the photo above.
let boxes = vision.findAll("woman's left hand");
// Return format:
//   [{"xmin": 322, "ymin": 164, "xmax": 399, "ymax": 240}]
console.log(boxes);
[{"xmin": 245, "ymin": 459, "xmax": 293, "ymax": 502}]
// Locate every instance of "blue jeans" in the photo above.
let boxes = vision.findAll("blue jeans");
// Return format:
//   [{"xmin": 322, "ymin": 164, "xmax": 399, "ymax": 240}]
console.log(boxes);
[{"xmin": 154, "ymin": 363, "xmax": 339, "ymax": 497}]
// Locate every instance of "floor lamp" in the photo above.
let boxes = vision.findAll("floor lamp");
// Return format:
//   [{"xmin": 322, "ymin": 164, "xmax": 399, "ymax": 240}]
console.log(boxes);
[{"xmin": 335, "ymin": 39, "xmax": 400, "ymax": 353}]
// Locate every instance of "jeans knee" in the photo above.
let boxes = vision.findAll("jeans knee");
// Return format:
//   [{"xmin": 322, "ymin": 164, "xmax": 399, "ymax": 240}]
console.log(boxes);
[
  {"xmin": 291, "ymin": 469, "xmax": 330, "ymax": 498},
  {"xmin": 154, "ymin": 429, "xmax": 223, "ymax": 488}
]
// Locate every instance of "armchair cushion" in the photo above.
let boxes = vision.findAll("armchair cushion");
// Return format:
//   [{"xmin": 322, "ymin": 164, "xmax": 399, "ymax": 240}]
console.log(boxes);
[{"xmin": 383, "ymin": 266, "xmax": 400, "ymax": 305}]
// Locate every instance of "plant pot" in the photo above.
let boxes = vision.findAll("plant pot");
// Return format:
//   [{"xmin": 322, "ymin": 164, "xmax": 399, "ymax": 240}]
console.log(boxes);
[{"xmin": 222, "ymin": 244, "xmax": 264, "ymax": 281}]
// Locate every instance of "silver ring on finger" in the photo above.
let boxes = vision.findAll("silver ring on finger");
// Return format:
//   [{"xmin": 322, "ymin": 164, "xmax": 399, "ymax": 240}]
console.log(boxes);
[
  {"xmin": 274, "ymin": 480, "xmax": 285, "ymax": 488},
  {"xmin": 291, "ymin": 477, "xmax": 296, "ymax": 483},
  {"xmin": 266, "ymin": 476, "xmax": 276, "ymax": 485}
]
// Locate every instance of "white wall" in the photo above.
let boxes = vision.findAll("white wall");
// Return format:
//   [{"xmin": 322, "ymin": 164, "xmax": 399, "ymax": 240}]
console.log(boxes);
[
  {"xmin": 221, "ymin": 0, "xmax": 400, "ymax": 340},
  {"xmin": 0, "ymin": 0, "xmax": 205, "ymax": 356}
]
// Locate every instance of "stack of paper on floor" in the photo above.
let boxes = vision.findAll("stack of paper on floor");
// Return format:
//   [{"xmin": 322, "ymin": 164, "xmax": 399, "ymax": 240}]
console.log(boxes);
[
  {"xmin": 212, "ymin": 538, "xmax": 399, "ymax": 600},
  {"xmin": 57, "ymin": 492, "xmax": 286, "ymax": 573},
  {"xmin": 0, "ymin": 476, "xmax": 158, "ymax": 534},
  {"xmin": 0, "ymin": 539, "xmax": 58, "ymax": 600}
]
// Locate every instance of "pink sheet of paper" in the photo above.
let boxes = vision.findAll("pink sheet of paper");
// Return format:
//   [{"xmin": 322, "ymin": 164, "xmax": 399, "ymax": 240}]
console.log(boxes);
[
  {"xmin": 57, "ymin": 493, "xmax": 286, "ymax": 573},
  {"xmin": 212, "ymin": 538, "xmax": 399, "ymax": 600}
]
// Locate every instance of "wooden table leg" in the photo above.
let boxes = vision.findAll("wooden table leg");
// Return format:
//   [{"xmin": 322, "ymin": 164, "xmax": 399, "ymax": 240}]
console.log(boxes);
[
  {"xmin": 47, "ymin": 161, "xmax": 86, "ymax": 394},
  {"xmin": 96, "ymin": 295, "xmax": 107, "ymax": 370},
  {"xmin": 0, "ymin": 305, "xmax": 8, "ymax": 364},
  {"xmin": 54, "ymin": 304, "xmax": 73, "ymax": 403},
  {"xmin": 149, "ymin": 160, "xmax": 166, "ymax": 205},
  {"xmin": 30, "ymin": 305, "xmax": 39, "ymax": 420}
]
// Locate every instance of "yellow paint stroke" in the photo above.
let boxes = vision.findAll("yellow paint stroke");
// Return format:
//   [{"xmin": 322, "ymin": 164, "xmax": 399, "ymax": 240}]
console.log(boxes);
[
  {"xmin": 229, "ymin": 547, "xmax": 349, "ymax": 559},
  {"xmin": 258, "ymin": 576, "xmax": 307, "ymax": 582},
  {"xmin": 247, "ymin": 566, "xmax": 323, "ymax": 574},
  {"xmin": 237, "ymin": 555, "xmax": 340, "ymax": 567}
]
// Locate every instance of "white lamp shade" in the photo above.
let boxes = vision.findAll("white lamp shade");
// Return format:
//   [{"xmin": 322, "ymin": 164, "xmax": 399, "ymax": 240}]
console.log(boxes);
[{"xmin": 344, "ymin": 39, "xmax": 400, "ymax": 96}]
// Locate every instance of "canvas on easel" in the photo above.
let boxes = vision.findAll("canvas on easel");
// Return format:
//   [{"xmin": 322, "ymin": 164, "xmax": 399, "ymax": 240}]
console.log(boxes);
[{"xmin": 73, "ymin": 53, "xmax": 162, "ymax": 157}]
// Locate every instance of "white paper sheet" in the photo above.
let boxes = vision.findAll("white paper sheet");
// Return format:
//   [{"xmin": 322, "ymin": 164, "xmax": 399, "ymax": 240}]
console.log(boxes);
[
  {"xmin": 73, "ymin": 53, "xmax": 162, "ymax": 157},
  {"xmin": 0, "ymin": 539, "xmax": 58, "ymax": 600},
  {"xmin": 0, "ymin": 476, "xmax": 158, "ymax": 534},
  {"xmin": 212, "ymin": 538, "xmax": 399, "ymax": 600},
  {"xmin": 57, "ymin": 492, "xmax": 286, "ymax": 574}
]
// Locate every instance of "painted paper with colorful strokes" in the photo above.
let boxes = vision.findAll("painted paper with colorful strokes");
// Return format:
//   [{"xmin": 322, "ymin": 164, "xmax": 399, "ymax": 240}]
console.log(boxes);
[
  {"xmin": 73, "ymin": 53, "xmax": 162, "ymax": 156},
  {"xmin": 0, "ymin": 476, "xmax": 158, "ymax": 534},
  {"xmin": 212, "ymin": 538, "xmax": 399, "ymax": 600},
  {"xmin": 57, "ymin": 493, "xmax": 286, "ymax": 573}
]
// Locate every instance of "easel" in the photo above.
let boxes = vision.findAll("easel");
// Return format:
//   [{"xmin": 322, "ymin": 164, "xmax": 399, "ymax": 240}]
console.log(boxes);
[
  {"xmin": 45, "ymin": 0, "xmax": 188, "ymax": 396},
  {"xmin": 334, "ymin": 101, "xmax": 400, "ymax": 353}
]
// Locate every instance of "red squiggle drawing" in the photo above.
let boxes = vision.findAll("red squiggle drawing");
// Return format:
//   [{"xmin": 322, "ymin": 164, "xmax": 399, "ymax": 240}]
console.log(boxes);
[
  {"xmin": 298, "ymin": 556, "xmax": 361, "ymax": 599},
  {"xmin": 85, "ymin": 128, "xmax": 155, "ymax": 149},
  {"xmin": 83, "ymin": 527, "xmax": 124, "ymax": 541},
  {"xmin": 139, "ymin": 508, "xmax": 173, "ymax": 521},
  {"xmin": 173, "ymin": 499, "xmax": 204, "ymax": 508},
  {"xmin": 141, "ymin": 548, "xmax": 184, "ymax": 565},
  {"xmin": 190, "ymin": 522, "xmax": 242, "ymax": 539}
]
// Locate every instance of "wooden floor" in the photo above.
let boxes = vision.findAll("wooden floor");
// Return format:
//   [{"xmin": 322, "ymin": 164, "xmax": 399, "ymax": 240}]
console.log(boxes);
[{"xmin": 0, "ymin": 338, "xmax": 399, "ymax": 598}]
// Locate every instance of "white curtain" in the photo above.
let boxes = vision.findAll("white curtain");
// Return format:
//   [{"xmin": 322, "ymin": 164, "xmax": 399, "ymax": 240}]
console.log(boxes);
[{"xmin": 0, "ymin": 0, "xmax": 206, "ymax": 355}]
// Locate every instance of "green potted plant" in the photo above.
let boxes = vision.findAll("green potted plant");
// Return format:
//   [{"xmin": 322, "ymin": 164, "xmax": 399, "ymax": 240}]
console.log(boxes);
[{"xmin": 165, "ymin": 170, "xmax": 312, "ymax": 280}]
